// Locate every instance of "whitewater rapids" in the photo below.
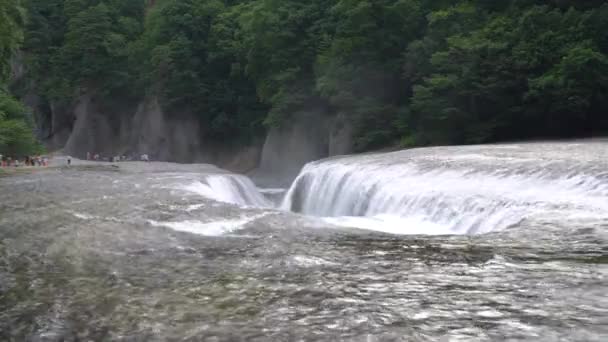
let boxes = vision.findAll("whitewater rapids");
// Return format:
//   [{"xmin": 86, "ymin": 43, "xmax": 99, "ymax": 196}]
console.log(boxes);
[
  {"xmin": 150, "ymin": 140, "xmax": 608, "ymax": 236},
  {"xmin": 1, "ymin": 141, "xmax": 607, "ymax": 341},
  {"xmin": 154, "ymin": 141, "xmax": 608, "ymax": 236}
]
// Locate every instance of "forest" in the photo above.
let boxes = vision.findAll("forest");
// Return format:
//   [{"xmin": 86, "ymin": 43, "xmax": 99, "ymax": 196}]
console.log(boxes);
[
  {"xmin": 1, "ymin": 0, "xmax": 42, "ymax": 156},
  {"xmin": 3, "ymin": 0, "xmax": 608, "ymax": 155}
]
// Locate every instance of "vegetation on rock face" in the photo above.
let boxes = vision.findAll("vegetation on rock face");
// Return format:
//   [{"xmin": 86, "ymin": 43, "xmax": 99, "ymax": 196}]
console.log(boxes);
[
  {"xmin": 0, "ymin": 90, "xmax": 44, "ymax": 156},
  {"xmin": 0, "ymin": 0, "xmax": 43, "ymax": 156},
  {"xmin": 17, "ymin": 0, "xmax": 608, "ymax": 151},
  {"xmin": 0, "ymin": 0, "xmax": 24, "ymax": 81}
]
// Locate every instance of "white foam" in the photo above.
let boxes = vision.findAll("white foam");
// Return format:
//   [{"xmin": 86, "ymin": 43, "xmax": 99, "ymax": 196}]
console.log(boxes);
[
  {"xmin": 292, "ymin": 255, "xmax": 338, "ymax": 267},
  {"xmin": 186, "ymin": 204, "xmax": 206, "ymax": 212},
  {"xmin": 322, "ymin": 215, "xmax": 455, "ymax": 235},
  {"xmin": 69, "ymin": 211, "xmax": 123, "ymax": 223},
  {"xmin": 476, "ymin": 310, "xmax": 504, "ymax": 318},
  {"xmin": 259, "ymin": 188, "xmax": 286, "ymax": 194},
  {"xmin": 149, "ymin": 213, "xmax": 267, "ymax": 237},
  {"xmin": 71, "ymin": 212, "xmax": 95, "ymax": 220}
]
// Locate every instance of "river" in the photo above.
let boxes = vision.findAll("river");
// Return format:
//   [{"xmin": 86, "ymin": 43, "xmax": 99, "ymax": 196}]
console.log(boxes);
[{"xmin": 1, "ymin": 141, "xmax": 607, "ymax": 341}]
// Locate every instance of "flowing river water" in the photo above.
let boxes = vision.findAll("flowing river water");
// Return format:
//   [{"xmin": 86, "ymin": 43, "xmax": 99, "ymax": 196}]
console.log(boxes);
[{"xmin": 1, "ymin": 141, "xmax": 607, "ymax": 341}]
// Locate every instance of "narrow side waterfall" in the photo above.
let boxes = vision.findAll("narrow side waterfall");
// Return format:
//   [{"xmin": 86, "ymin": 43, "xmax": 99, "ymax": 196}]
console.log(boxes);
[
  {"xmin": 183, "ymin": 174, "xmax": 271, "ymax": 207},
  {"xmin": 281, "ymin": 142, "xmax": 608, "ymax": 234}
]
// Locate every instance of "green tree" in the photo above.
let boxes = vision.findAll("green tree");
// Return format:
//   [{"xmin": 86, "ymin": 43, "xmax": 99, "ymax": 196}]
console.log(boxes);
[
  {"xmin": 0, "ymin": 90, "xmax": 43, "ymax": 155},
  {"xmin": 15, "ymin": 0, "xmax": 608, "ymax": 153},
  {"xmin": 131, "ymin": 0, "xmax": 267, "ymax": 141},
  {"xmin": 408, "ymin": 3, "xmax": 608, "ymax": 145},
  {"xmin": 238, "ymin": 0, "xmax": 334, "ymax": 125},
  {"xmin": 315, "ymin": 0, "xmax": 425, "ymax": 150},
  {"xmin": 0, "ymin": 0, "xmax": 43, "ymax": 156},
  {"xmin": 0, "ymin": 0, "xmax": 25, "ymax": 82}
]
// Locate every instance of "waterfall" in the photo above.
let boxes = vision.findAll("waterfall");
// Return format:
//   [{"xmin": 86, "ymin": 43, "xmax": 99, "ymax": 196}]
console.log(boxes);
[
  {"xmin": 183, "ymin": 174, "xmax": 271, "ymax": 207},
  {"xmin": 281, "ymin": 143, "xmax": 608, "ymax": 234}
]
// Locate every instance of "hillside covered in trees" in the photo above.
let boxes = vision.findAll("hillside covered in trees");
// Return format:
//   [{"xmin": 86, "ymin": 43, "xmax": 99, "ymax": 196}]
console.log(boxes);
[
  {"xmin": 12, "ymin": 0, "xmax": 608, "ymax": 153},
  {"xmin": 1, "ymin": 0, "xmax": 42, "ymax": 156}
]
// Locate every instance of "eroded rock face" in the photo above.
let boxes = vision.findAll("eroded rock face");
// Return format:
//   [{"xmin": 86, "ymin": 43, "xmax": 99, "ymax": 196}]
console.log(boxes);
[
  {"xmin": 64, "ymin": 94, "xmax": 134, "ymax": 156},
  {"xmin": 255, "ymin": 109, "xmax": 330, "ymax": 186},
  {"xmin": 30, "ymin": 92, "xmax": 265, "ymax": 172},
  {"xmin": 328, "ymin": 113, "xmax": 354, "ymax": 157},
  {"xmin": 252, "ymin": 109, "xmax": 354, "ymax": 187},
  {"xmin": 29, "ymin": 92, "xmax": 353, "ymax": 176},
  {"xmin": 128, "ymin": 96, "xmax": 202, "ymax": 163}
]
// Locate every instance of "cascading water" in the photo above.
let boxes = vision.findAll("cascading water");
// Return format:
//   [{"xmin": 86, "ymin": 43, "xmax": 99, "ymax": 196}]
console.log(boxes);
[
  {"xmin": 281, "ymin": 142, "xmax": 608, "ymax": 235},
  {"xmin": 182, "ymin": 174, "xmax": 271, "ymax": 207},
  {"xmin": 3, "ymin": 142, "xmax": 607, "ymax": 340},
  {"xmin": 163, "ymin": 142, "xmax": 607, "ymax": 236}
]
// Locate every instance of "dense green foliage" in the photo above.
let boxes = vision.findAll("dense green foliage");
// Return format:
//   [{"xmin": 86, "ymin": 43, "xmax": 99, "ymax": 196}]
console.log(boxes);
[
  {"xmin": 0, "ymin": 0, "xmax": 42, "ymax": 156},
  {"xmin": 0, "ymin": 90, "xmax": 43, "ymax": 155},
  {"xmin": 21, "ymin": 0, "xmax": 608, "ymax": 150},
  {"xmin": 0, "ymin": 0, "xmax": 25, "ymax": 81}
]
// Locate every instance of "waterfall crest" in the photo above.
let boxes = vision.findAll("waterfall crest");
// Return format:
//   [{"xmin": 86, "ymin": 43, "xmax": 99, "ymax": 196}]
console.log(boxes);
[
  {"xmin": 281, "ymin": 143, "xmax": 608, "ymax": 234},
  {"xmin": 183, "ymin": 174, "xmax": 271, "ymax": 207}
]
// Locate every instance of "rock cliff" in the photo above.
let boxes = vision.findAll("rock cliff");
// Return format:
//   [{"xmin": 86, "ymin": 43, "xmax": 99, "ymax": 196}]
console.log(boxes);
[
  {"xmin": 252, "ymin": 109, "xmax": 353, "ymax": 187},
  {"xmin": 24, "ymin": 91, "xmax": 353, "ymax": 181}
]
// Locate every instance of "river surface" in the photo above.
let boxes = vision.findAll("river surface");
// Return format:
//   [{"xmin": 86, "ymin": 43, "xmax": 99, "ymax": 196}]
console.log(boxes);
[{"xmin": 1, "ymin": 141, "xmax": 607, "ymax": 341}]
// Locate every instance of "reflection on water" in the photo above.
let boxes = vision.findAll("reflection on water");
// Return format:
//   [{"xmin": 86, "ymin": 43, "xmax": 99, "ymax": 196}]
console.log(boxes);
[{"xmin": 1, "ymin": 142, "xmax": 607, "ymax": 341}]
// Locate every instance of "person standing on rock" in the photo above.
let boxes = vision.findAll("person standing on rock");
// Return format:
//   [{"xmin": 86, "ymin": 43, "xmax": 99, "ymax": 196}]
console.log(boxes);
[{"xmin": 67, "ymin": 156, "xmax": 72, "ymax": 166}]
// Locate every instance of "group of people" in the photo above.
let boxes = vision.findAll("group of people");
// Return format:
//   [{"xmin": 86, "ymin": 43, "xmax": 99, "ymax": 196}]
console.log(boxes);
[
  {"xmin": 86, "ymin": 152, "xmax": 129, "ymax": 162},
  {"xmin": 0, "ymin": 154, "xmax": 49, "ymax": 167},
  {"xmin": 86, "ymin": 152, "xmax": 101, "ymax": 161},
  {"xmin": 1, "ymin": 151, "xmax": 150, "ymax": 168},
  {"xmin": 85, "ymin": 152, "xmax": 150, "ymax": 162}
]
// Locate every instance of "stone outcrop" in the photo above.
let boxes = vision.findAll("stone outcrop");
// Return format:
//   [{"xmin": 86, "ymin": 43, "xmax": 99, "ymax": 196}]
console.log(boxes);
[
  {"xmin": 251, "ymin": 109, "xmax": 354, "ymax": 187},
  {"xmin": 25, "ymin": 90, "xmax": 353, "ymax": 179},
  {"xmin": 50, "ymin": 93, "xmax": 265, "ymax": 172}
]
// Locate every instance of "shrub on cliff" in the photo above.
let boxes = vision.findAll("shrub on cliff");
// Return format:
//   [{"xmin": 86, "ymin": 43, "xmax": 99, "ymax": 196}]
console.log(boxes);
[
  {"xmin": 0, "ymin": 0, "xmax": 42, "ymax": 156},
  {"xmin": 0, "ymin": 90, "xmax": 44, "ymax": 156}
]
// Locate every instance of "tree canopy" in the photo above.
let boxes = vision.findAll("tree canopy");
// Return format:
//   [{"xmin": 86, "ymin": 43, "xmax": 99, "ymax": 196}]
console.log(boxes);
[
  {"xmin": 1, "ymin": 0, "xmax": 25, "ymax": 81},
  {"xmin": 17, "ymin": 0, "xmax": 608, "ymax": 151},
  {"xmin": 0, "ymin": 0, "xmax": 42, "ymax": 156}
]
